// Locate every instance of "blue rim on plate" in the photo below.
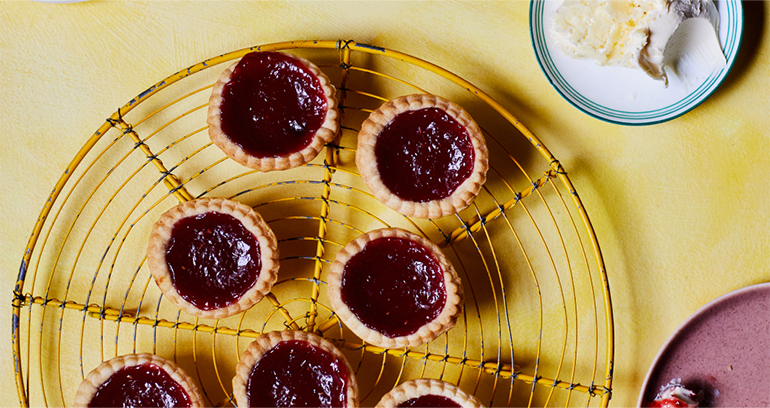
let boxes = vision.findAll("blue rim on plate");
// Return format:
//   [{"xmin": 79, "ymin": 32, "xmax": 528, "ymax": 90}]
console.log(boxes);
[{"xmin": 529, "ymin": 0, "xmax": 744, "ymax": 126}]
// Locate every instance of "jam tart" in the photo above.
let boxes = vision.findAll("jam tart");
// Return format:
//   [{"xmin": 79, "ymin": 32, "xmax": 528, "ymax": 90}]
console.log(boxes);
[
  {"xmin": 74, "ymin": 353, "xmax": 204, "ymax": 408},
  {"xmin": 375, "ymin": 379, "xmax": 484, "ymax": 408},
  {"xmin": 147, "ymin": 197, "xmax": 279, "ymax": 319},
  {"xmin": 233, "ymin": 330, "xmax": 359, "ymax": 408},
  {"xmin": 208, "ymin": 51, "xmax": 339, "ymax": 171},
  {"xmin": 328, "ymin": 228, "xmax": 463, "ymax": 349},
  {"xmin": 356, "ymin": 94, "xmax": 488, "ymax": 218}
]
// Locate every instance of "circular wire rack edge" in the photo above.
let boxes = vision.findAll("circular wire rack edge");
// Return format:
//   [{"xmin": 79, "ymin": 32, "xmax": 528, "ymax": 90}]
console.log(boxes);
[{"xmin": 12, "ymin": 39, "xmax": 614, "ymax": 408}]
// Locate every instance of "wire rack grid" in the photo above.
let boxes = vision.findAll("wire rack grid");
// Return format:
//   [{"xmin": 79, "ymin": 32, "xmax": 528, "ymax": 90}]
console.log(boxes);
[{"xmin": 11, "ymin": 39, "xmax": 614, "ymax": 407}]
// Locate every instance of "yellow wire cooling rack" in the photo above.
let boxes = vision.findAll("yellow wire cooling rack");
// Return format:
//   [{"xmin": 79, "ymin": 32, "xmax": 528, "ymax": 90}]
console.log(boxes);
[{"xmin": 12, "ymin": 40, "xmax": 614, "ymax": 407}]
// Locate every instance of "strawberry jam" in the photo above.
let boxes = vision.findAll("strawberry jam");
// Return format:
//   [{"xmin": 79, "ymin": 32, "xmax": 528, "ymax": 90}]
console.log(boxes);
[
  {"xmin": 648, "ymin": 398, "xmax": 691, "ymax": 407},
  {"xmin": 340, "ymin": 237, "xmax": 447, "ymax": 337},
  {"xmin": 375, "ymin": 107, "xmax": 475, "ymax": 202},
  {"xmin": 398, "ymin": 395, "xmax": 462, "ymax": 408},
  {"xmin": 246, "ymin": 340, "xmax": 350, "ymax": 408},
  {"xmin": 165, "ymin": 211, "xmax": 261, "ymax": 311},
  {"xmin": 219, "ymin": 51, "xmax": 328, "ymax": 158},
  {"xmin": 88, "ymin": 363, "xmax": 191, "ymax": 408}
]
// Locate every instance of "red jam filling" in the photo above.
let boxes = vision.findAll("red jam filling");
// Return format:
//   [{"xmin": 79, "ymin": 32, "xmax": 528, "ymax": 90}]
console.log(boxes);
[
  {"xmin": 219, "ymin": 51, "xmax": 328, "ymax": 158},
  {"xmin": 340, "ymin": 237, "xmax": 447, "ymax": 338},
  {"xmin": 375, "ymin": 107, "xmax": 475, "ymax": 203},
  {"xmin": 166, "ymin": 211, "xmax": 261, "ymax": 311},
  {"xmin": 246, "ymin": 340, "xmax": 350, "ymax": 408},
  {"xmin": 398, "ymin": 395, "xmax": 462, "ymax": 408},
  {"xmin": 648, "ymin": 397, "xmax": 691, "ymax": 408},
  {"xmin": 88, "ymin": 363, "xmax": 191, "ymax": 408}
]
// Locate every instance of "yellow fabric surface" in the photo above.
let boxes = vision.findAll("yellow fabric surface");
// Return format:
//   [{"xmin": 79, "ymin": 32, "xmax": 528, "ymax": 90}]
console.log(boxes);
[{"xmin": 1, "ymin": 1, "xmax": 768, "ymax": 407}]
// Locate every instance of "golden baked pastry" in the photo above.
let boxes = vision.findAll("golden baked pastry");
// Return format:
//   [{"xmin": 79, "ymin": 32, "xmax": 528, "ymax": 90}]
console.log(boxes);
[
  {"xmin": 375, "ymin": 378, "xmax": 484, "ymax": 408},
  {"xmin": 208, "ymin": 51, "xmax": 339, "ymax": 171},
  {"xmin": 328, "ymin": 228, "xmax": 463, "ymax": 349},
  {"xmin": 147, "ymin": 197, "xmax": 279, "ymax": 319},
  {"xmin": 73, "ymin": 353, "xmax": 204, "ymax": 408},
  {"xmin": 232, "ymin": 330, "xmax": 359, "ymax": 408},
  {"xmin": 356, "ymin": 94, "xmax": 488, "ymax": 218}
]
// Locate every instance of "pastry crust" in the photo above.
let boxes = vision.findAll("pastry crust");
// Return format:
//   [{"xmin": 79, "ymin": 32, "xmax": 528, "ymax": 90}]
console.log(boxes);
[
  {"xmin": 207, "ymin": 51, "xmax": 339, "ymax": 172},
  {"xmin": 147, "ymin": 197, "xmax": 279, "ymax": 319},
  {"xmin": 356, "ymin": 94, "xmax": 488, "ymax": 219},
  {"xmin": 73, "ymin": 353, "xmax": 205, "ymax": 408},
  {"xmin": 328, "ymin": 228, "xmax": 464, "ymax": 349},
  {"xmin": 375, "ymin": 379, "xmax": 484, "ymax": 408},
  {"xmin": 232, "ymin": 330, "xmax": 359, "ymax": 408}
]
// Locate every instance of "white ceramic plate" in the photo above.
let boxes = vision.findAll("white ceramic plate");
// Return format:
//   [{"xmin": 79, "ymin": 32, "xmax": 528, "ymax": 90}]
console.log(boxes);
[{"xmin": 530, "ymin": 0, "xmax": 744, "ymax": 126}]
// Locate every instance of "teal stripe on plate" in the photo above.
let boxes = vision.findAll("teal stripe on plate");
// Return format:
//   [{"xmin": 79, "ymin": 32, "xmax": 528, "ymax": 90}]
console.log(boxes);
[{"xmin": 530, "ymin": 0, "xmax": 744, "ymax": 125}]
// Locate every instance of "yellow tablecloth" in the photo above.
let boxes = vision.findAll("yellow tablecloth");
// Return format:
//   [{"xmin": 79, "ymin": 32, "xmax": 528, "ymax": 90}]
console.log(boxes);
[{"xmin": 1, "ymin": 1, "xmax": 768, "ymax": 407}]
